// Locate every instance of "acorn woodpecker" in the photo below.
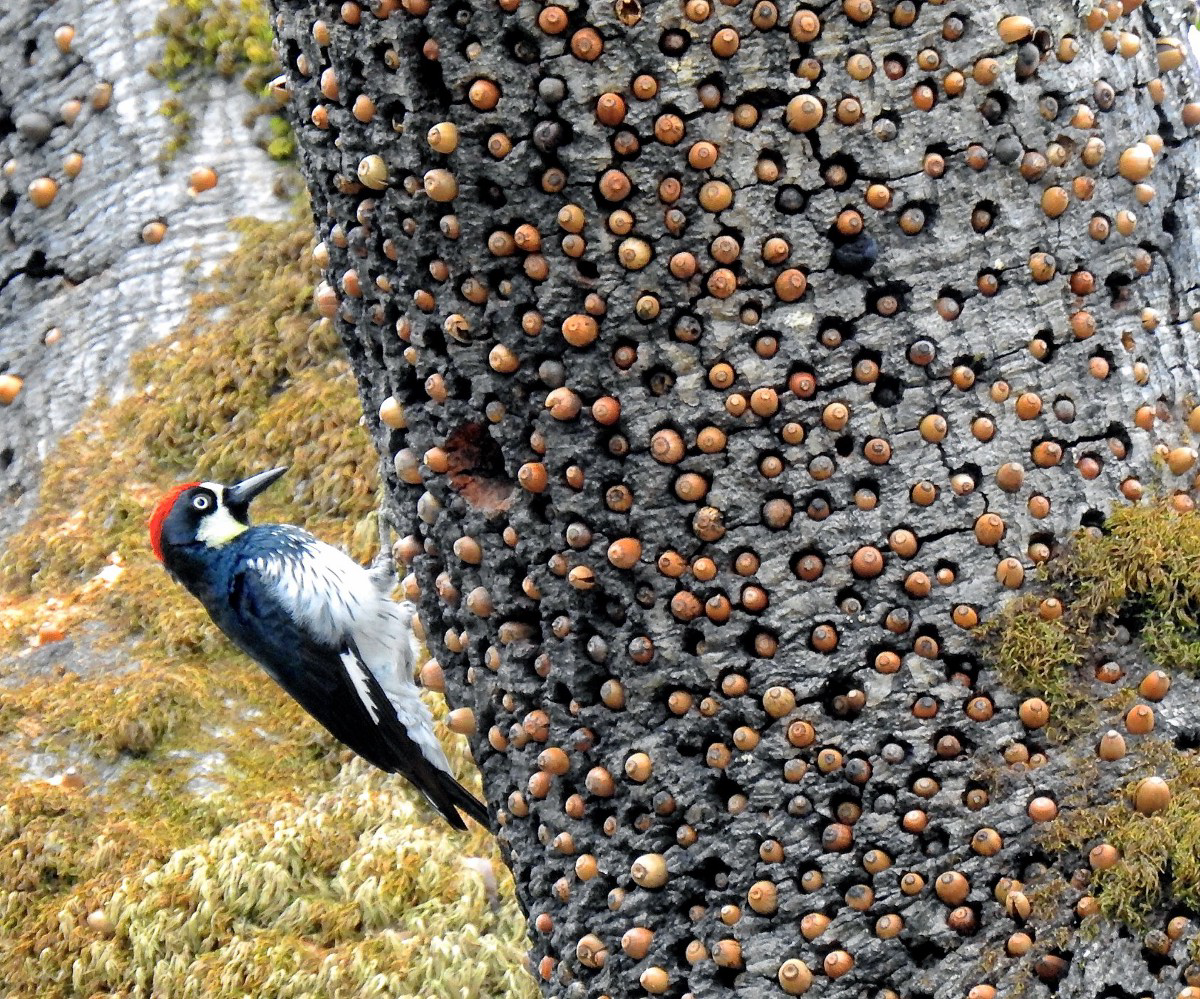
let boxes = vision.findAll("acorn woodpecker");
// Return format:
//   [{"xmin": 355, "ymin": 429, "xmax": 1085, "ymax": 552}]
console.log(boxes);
[{"xmin": 148, "ymin": 466, "xmax": 488, "ymax": 830}]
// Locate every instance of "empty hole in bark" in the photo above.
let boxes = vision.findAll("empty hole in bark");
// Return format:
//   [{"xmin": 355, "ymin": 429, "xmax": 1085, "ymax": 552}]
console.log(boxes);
[
  {"xmin": 603, "ymin": 600, "xmax": 627, "ymax": 626},
  {"xmin": 442, "ymin": 422, "xmax": 514, "ymax": 512},
  {"xmin": 645, "ymin": 366, "xmax": 675, "ymax": 395},
  {"xmin": 504, "ymin": 27, "xmax": 539, "ymax": 62},
  {"xmin": 1014, "ymin": 848, "xmax": 1059, "ymax": 883},
  {"xmin": 775, "ymin": 183, "xmax": 807, "ymax": 214},
  {"xmin": 713, "ymin": 965, "xmax": 739, "ymax": 989},
  {"xmin": 922, "ymin": 828, "xmax": 950, "ymax": 857},
  {"xmin": 376, "ymin": 97, "xmax": 407, "ymax": 129},
  {"xmin": 0, "ymin": 448, "xmax": 12, "ymax": 470},
  {"xmin": 538, "ymin": 357, "xmax": 565, "ymax": 387},
  {"xmin": 659, "ymin": 27, "xmax": 692, "ymax": 56},
  {"xmin": 695, "ymin": 854, "xmax": 733, "ymax": 888},
  {"xmin": 1106, "ymin": 271, "xmax": 1133, "ymax": 305},
  {"xmin": 477, "ymin": 178, "xmax": 506, "ymax": 208},
  {"xmin": 527, "ymin": 494, "xmax": 553, "ymax": 524},
  {"xmin": 1079, "ymin": 507, "xmax": 1106, "ymax": 531},
  {"xmin": 412, "ymin": 39, "xmax": 451, "ymax": 103},
  {"xmin": 740, "ymin": 87, "xmax": 790, "ymax": 110},
  {"xmin": 871, "ymin": 373, "xmax": 904, "ymax": 407}
]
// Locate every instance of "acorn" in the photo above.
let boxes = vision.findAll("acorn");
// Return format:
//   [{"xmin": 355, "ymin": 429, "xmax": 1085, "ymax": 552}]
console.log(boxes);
[
  {"xmin": 1118, "ymin": 143, "xmax": 1155, "ymax": 182},
  {"xmin": 0, "ymin": 374, "xmax": 24, "ymax": 405},
  {"xmin": 1098, "ymin": 730, "xmax": 1127, "ymax": 761},
  {"xmin": 1134, "ymin": 776, "xmax": 1171, "ymax": 814},
  {"xmin": 188, "ymin": 166, "xmax": 218, "ymax": 193},
  {"xmin": 28, "ymin": 177, "xmax": 58, "ymax": 208},
  {"xmin": 423, "ymin": 168, "xmax": 458, "ymax": 201},
  {"xmin": 631, "ymin": 853, "xmax": 668, "ymax": 888},
  {"xmin": 777, "ymin": 958, "xmax": 813, "ymax": 994}
]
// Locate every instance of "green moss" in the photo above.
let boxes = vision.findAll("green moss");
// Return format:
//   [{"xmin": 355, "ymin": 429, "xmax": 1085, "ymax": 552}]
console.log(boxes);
[
  {"xmin": 0, "ymin": 206, "xmax": 534, "ymax": 997},
  {"xmin": 1040, "ymin": 744, "xmax": 1200, "ymax": 930},
  {"xmin": 1062, "ymin": 504, "xmax": 1200, "ymax": 624},
  {"xmin": 980, "ymin": 598, "xmax": 1090, "ymax": 741},
  {"xmin": 982, "ymin": 502, "xmax": 1200, "ymax": 740},
  {"xmin": 149, "ymin": 0, "xmax": 292, "ymax": 162},
  {"xmin": 981, "ymin": 501, "xmax": 1200, "ymax": 933}
]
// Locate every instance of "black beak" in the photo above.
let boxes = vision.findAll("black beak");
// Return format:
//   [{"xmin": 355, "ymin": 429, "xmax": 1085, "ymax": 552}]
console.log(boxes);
[{"xmin": 226, "ymin": 466, "xmax": 288, "ymax": 508}]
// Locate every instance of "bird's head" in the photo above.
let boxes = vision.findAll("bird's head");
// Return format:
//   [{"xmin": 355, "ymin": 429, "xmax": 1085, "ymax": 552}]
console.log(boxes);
[{"xmin": 149, "ymin": 467, "xmax": 288, "ymax": 562}]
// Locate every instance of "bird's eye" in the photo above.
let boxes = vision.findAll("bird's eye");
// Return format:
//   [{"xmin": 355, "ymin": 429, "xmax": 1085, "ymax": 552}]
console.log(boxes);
[{"xmin": 192, "ymin": 494, "xmax": 211, "ymax": 511}]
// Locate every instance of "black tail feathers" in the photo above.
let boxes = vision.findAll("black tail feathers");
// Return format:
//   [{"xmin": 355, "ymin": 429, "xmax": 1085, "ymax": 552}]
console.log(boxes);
[{"xmin": 409, "ymin": 755, "xmax": 490, "ymax": 830}]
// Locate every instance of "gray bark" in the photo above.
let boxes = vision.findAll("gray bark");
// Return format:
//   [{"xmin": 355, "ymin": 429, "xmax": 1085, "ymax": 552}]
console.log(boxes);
[
  {"xmin": 270, "ymin": 0, "xmax": 1200, "ymax": 996},
  {"xmin": 0, "ymin": 0, "xmax": 291, "ymax": 539}
]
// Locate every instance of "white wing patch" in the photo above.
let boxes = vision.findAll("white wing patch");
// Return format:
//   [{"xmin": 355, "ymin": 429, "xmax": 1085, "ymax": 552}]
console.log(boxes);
[
  {"xmin": 253, "ymin": 529, "xmax": 453, "ymax": 777},
  {"xmin": 341, "ymin": 650, "xmax": 380, "ymax": 724}
]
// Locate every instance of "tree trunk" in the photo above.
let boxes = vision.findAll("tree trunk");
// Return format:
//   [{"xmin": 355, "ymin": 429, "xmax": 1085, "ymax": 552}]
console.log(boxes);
[
  {"xmin": 0, "ymin": 0, "xmax": 291, "ymax": 539},
  {"xmin": 269, "ymin": 0, "xmax": 1200, "ymax": 995}
]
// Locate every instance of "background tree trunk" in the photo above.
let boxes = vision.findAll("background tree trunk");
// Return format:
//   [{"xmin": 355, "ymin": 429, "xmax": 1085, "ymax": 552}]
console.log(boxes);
[
  {"xmin": 270, "ymin": 0, "xmax": 1200, "ymax": 995},
  {"xmin": 0, "ymin": 0, "xmax": 291, "ymax": 539}
]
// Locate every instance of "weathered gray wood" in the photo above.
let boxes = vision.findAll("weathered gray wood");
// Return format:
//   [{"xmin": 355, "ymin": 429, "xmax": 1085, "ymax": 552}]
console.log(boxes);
[{"xmin": 270, "ymin": 0, "xmax": 1200, "ymax": 995}]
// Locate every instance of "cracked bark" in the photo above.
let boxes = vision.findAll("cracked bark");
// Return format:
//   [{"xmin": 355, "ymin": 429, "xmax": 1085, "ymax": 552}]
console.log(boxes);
[
  {"xmin": 0, "ymin": 0, "xmax": 292, "ymax": 539},
  {"xmin": 270, "ymin": 0, "xmax": 1200, "ymax": 996}
]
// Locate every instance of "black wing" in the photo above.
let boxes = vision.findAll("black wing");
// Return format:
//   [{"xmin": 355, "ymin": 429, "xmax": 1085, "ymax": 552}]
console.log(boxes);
[{"xmin": 217, "ymin": 563, "xmax": 488, "ymax": 830}]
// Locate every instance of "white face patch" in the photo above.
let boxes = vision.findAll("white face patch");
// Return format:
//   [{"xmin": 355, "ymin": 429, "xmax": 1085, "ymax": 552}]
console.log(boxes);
[
  {"xmin": 341, "ymin": 650, "xmax": 380, "ymax": 723},
  {"xmin": 194, "ymin": 483, "xmax": 248, "ymax": 548}
]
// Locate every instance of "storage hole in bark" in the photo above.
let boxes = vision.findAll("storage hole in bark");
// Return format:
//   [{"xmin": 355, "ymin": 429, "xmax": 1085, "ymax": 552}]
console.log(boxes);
[{"xmin": 443, "ymin": 422, "xmax": 515, "ymax": 511}]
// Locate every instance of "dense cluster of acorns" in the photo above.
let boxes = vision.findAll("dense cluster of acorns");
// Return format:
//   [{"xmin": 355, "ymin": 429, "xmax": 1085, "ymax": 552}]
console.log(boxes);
[{"xmin": 275, "ymin": 0, "xmax": 1200, "ymax": 994}]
